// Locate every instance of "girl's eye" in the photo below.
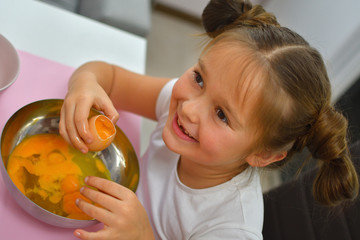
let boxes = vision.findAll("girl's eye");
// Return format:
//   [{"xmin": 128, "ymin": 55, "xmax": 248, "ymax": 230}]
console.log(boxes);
[
  {"xmin": 216, "ymin": 108, "xmax": 229, "ymax": 124},
  {"xmin": 193, "ymin": 71, "xmax": 204, "ymax": 88}
]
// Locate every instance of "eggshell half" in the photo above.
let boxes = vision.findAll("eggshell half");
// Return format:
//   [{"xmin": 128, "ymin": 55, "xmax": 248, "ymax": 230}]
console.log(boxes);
[{"xmin": 86, "ymin": 115, "xmax": 116, "ymax": 152}]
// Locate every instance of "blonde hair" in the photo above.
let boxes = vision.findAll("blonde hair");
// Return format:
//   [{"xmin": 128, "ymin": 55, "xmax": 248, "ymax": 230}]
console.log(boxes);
[{"xmin": 202, "ymin": 0, "xmax": 359, "ymax": 206}]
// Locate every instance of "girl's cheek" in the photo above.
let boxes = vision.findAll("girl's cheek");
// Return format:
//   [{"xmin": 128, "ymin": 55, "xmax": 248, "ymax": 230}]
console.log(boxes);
[{"xmin": 172, "ymin": 79, "xmax": 187, "ymax": 99}]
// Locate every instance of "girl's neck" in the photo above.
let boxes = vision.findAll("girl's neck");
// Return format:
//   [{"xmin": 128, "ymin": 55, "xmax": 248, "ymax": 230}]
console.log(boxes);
[{"xmin": 177, "ymin": 156, "xmax": 248, "ymax": 189}]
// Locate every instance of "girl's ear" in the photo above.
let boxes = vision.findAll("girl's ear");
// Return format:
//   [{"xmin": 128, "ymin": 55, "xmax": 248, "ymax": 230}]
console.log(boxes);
[{"xmin": 246, "ymin": 150, "xmax": 287, "ymax": 167}]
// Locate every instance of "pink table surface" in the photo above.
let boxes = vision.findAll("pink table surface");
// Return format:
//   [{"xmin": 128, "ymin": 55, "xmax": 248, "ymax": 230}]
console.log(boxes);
[{"xmin": 0, "ymin": 51, "xmax": 141, "ymax": 239}]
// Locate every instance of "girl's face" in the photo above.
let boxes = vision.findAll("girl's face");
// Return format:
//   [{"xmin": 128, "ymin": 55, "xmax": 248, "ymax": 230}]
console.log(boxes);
[{"xmin": 162, "ymin": 42, "xmax": 264, "ymax": 173}]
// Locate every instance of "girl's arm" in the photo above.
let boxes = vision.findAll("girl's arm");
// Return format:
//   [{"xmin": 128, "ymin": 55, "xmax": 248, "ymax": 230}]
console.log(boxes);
[{"xmin": 59, "ymin": 61, "xmax": 170, "ymax": 153}]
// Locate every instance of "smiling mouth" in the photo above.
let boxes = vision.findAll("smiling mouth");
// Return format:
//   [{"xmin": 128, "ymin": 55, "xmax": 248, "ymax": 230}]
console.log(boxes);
[{"xmin": 177, "ymin": 118, "xmax": 197, "ymax": 141}]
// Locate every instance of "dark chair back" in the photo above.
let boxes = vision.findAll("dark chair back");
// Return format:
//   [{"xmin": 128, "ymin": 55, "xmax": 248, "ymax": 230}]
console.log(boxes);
[{"xmin": 262, "ymin": 141, "xmax": 360, "ymax": 240}]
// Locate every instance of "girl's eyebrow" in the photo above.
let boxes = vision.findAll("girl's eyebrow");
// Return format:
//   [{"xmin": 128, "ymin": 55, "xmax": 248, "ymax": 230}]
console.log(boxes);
[
  {"xmin": 198, "ymin": 58, "xmax": 207, "ymax": 75},
  {"xmin": 223, "ymin": 99, "xmax": 244, "ymax": 129}
]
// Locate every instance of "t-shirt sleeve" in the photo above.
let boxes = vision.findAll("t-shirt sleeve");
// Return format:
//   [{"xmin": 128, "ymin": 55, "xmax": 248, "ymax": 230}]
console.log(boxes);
[{"xmin": 155, "ymin": 78, "xmax": 177, "ymax": 121}]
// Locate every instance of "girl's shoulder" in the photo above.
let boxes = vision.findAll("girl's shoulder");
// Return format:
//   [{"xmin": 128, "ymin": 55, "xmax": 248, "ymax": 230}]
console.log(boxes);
[{"xmin": 155, "ymin": 78, "xmax": 178, "ymax": 121}]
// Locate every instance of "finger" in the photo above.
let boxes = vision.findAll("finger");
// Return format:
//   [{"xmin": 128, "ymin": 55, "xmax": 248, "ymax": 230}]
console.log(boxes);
[
  {"xmin": 85, "ymin": 176, "xmax": 132, "ymax": 200},
  {"xmin": 91, "ymin": 94, "xmax": 118, "ymax": 124},
  {"xmin": 80, "ymin": 186, "xmax": 122, "ymax": 213},
  {"xmin": 74, "ymin": 99, "xmax": 95, "ymax": 144},
  {"xmin": 59, "ymin": 104, "xmax": 72, "ymax": 144},
  {"xmin": 62, "ymin": 100, "xmax": 89, "ymax": 153},
  {"xmin": 60, "ymin": 100, "xmax": 84, "ymax": 150},
  {"xmin": 74, "ymin": 228, "xmax": 110, "ymax": 240},
  {"xmin": 101, "ymin": 100, "xmax": 119, "ymax": 124},
  {"xmin": 76, "ymin": 198, "xmax": 114, "ymax": 227}
]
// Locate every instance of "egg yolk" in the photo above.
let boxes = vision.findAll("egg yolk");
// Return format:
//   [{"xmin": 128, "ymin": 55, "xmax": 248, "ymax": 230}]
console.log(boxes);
[
  {"xmin": 63, "ymin": 192, "xmax": 92, "ymax": 220},
  {"xmin": 61, "ymin": 175, "xmax": 80, "ymax": 193}
]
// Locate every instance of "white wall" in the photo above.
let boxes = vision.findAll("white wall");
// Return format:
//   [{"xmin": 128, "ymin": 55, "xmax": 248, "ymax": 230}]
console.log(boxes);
[{"xmin": 155, "ymin": 0, "xmax": 209, "ymax": 17}]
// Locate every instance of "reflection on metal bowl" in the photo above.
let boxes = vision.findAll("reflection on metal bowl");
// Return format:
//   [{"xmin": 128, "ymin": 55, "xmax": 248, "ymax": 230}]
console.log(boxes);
[{"xmin": 0, "ymin": 99, "xmax": 139, "ymax": 228}]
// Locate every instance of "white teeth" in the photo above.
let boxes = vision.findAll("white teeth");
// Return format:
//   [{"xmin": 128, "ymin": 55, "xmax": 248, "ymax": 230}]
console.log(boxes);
[{"xmin": 177, "ymin": 117, "xmax": 194, "ymax": 138}]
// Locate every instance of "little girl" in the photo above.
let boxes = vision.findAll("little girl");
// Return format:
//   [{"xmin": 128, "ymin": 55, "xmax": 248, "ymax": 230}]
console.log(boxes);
[{"xmin": 59, "ymin": 0, "xmax": 359, "ymax": 239}]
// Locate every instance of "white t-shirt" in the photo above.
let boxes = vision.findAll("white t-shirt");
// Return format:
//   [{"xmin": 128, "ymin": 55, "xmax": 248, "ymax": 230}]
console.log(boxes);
[{"xmin": 136, "ymin": 79, "xmax": 264, "ymax": 240}]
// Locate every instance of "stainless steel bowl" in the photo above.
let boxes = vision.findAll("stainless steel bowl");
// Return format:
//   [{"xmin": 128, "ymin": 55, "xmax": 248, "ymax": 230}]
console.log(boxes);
[{"xmin": 0, "ymin": 99, "xmax": 139, "ymax": 228}]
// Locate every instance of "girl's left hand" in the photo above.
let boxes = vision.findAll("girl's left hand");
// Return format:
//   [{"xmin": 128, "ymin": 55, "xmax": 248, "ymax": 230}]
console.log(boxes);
[{"xmin": 74, "ymin": 176, "xmax": 154, "ymax": 240}]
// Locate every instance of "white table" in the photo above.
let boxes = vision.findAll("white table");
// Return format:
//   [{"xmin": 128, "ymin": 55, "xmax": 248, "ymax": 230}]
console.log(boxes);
[
  {"xmin": 0, "ymin": 0, "xmax": 147, "ymax": 71},
  {"xmin": 0, "ymin": 0, "xmax": 146, "ymax": 238}
]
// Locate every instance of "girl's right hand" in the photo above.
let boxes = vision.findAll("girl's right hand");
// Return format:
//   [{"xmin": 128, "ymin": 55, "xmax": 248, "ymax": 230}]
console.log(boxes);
[
  {"xmin": 60, "ymin": 61, "xmax": 170, "ymax": 153},
  {"xmin": 59, "ymin": 70, "xmax": 119, "ymax": 153}
]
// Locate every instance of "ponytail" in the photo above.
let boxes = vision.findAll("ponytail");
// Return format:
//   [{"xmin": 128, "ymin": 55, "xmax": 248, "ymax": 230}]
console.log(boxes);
[{"xmin": 306, "ymin": 106, "xmax": 359, "ymax": 206}]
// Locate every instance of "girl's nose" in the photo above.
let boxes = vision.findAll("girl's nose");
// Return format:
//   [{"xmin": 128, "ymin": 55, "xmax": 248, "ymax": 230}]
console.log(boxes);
[{"xmin": 182, "ymin": 98, "xmax": 202, "ymax": 124}]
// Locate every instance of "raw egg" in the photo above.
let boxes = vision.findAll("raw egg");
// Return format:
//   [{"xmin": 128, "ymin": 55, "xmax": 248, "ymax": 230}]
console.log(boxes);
[
  {"xmin": 61, "ymin": 175, "xmax": 80, "ymax": 193},
  {"xmin": 63, "ymin": 191, "xmax": 92, "ymax": 220},
  {"xmin": 87, "ymin": 115, "xmax": 116, "ymax": 152},
  {"xmin": 6, "ymin": 133, "xmax": 112, "ymax": 220}
]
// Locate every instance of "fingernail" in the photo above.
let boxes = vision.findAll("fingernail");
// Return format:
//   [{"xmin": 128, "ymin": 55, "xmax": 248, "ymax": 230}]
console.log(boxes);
[
  {"xmin": 75, "ymin": 231, "xmax": 81, "ymax": 237},
  {"xmin": 80, "ymin": 187, "xmax": 84, "ymax": 193},
  {"xmin": 84, "ymin": 176, "xmax": 89, "ymax": 183},
  {"xmin": 81, "ymin": 148, "xmax": 87, "ymax": 154},
  {"xmin": 76, "ymin": 198, "xmax": 80, "ymax": 206}
]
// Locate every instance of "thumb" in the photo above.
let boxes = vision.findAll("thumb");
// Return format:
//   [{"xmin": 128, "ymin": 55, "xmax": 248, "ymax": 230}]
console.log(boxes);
[{"xmin": 102, "ymin": 104, "xmax": 119, "ymax": 124}]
